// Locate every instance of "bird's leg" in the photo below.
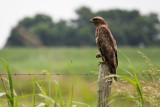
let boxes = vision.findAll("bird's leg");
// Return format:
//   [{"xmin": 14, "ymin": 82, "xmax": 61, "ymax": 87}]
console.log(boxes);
[
  {"xmin": 98, "ymin": 57, "xmax": 107, "ymax": 66},
  {"xmin": 96, "ymin": 53, "xmax": 102, "ymax": 58},
  {"xmin": 98, "ymin": 62, "xmax": 107, "ymax": 66},
  {"xmin": 98, "ymin": 61, "xmax": 106, "ymax": 65}
]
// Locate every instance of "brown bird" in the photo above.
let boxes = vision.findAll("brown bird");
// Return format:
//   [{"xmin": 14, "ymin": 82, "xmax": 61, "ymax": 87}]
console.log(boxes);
[{"xmin": 90, "ymin": 16, "xmax": 118, "ymax": 80}]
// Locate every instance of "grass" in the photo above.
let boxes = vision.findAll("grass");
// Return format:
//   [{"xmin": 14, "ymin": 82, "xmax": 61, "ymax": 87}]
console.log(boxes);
[
  {"xmin": 0, "ymin": 58, "xmax": 16, "ymax": 106},
  {"xmin": 0, "ymin": 47, "xmax": 159, "ymax": 74},
  {"xmin": 111, "ymin": 59, "xmax": 160, "ymax": 107},
  {"xmin": 0, "ymin": 58, "xmax": 91, "ymax": 107},
  {"xmin": 0, "ymin": 47, "xmax": 160, "ymax": 106}
]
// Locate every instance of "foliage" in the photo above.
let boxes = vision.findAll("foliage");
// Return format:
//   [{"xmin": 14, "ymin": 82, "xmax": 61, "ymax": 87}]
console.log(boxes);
[
  {"xmin": 0, "ymin": 58, "xmax": 90, "ymax": 107},
  {"xmin": 0, "ymin": 47, "xmax": 159, "ymax": 75},
  {"xmin": 5, "ymin": 6, "xmax": 160, "ymax": 47},
  {"xmin": 0, "ymin": 48, "xmax": 160, "ymax": 106},
  {"xmin": 0, "ymin": 58, "xmax": 16, "ymax": 107}
]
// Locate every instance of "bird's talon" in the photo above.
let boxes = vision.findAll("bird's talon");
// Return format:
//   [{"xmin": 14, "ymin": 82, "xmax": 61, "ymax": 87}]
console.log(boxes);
[
  {"xmin": 96, "ymin": 53, "xmax": 101, "ymax": 58},
  {"xmin": 98, "ymin": 62, "xmax": 106, "ymax": 66}
]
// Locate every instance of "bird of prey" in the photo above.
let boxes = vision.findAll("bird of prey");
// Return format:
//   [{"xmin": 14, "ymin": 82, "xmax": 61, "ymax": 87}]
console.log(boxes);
[{"xmin": 90, "ymin": 16, "xmax": 118, "ymax": 80}]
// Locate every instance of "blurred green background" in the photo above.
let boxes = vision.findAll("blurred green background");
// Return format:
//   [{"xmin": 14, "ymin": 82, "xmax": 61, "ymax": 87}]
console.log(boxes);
[
  {"xmin": 0, "ymin": 47, "xmax": 160, "ymax": 106},
  {"xmin": 0, "ymin": 47, "xmax": 159, "ymax": 74},
  {"xmin": 0, "ymin": 3, "xmax": 160, "ymax": 107}
]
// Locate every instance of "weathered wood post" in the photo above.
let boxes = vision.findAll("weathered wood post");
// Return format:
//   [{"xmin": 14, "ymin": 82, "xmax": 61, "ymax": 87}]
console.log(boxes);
[{"xmin": 97, "ymin": 63, "xmax": 112, "ymax": 107}]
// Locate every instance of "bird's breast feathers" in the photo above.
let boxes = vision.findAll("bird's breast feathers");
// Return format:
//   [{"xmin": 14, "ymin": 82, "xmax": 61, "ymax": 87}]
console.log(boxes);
[{"xmin": 95, "ymin": 37, "xmax": 98, "ymax": 44}]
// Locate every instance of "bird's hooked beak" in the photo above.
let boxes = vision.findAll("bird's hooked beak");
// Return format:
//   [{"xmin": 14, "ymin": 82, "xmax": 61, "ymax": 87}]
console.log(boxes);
[{"xmin": 90, "ymin": 19, "xmax": 94, "ymax": 23}]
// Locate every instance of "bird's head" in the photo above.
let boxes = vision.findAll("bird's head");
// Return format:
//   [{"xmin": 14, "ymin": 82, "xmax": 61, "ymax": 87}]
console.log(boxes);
[{"xmin": 90, "ymin": 16, "xmax": 107, "ymax": 26}]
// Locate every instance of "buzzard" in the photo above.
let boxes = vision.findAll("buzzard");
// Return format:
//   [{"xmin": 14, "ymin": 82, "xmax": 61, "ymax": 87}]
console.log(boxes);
[{"xmin": 90, "ymin": 16, "xmax": 118, "ymax": 80}]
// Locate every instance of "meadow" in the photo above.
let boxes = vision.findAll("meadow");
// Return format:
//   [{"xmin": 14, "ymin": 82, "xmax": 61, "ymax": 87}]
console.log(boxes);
[
  {"xmin": 0, "ymin": 47, "xmax": 160, "ymax": 107},
  {"xmin": 0, "ymin": 47, "xmax": 159, "ymax": 74}
]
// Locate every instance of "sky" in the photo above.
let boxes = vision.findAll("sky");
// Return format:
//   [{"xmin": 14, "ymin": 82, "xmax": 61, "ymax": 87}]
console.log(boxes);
[{"xmin": 0, "ymin": 0, "xmax": 160, "ymax": 49}]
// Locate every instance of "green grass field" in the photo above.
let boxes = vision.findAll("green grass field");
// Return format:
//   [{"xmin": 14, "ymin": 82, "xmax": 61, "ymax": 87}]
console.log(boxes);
[
  {"xmin": 0, "ymin": 47, "xmax": 159, "ymax": 74},
  {"xmin": 0, "ymin": 47, "xmax": 160, "ymax": 107}
]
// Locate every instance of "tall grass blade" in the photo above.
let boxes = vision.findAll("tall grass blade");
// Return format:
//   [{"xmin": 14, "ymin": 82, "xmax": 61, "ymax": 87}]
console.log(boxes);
[
  {"xmin": 40, "ymin": 70, "xmax": 51, "ymax": 106},
  {"xmin": 0, "ymin": 58, "xmax": 14, "ymax": 107},
  {"xmin": 68, "ymin": 92, "xmax": 73, "ymax": 107},
  {"xmin": 54, "ymin": 81, "xmax": 58, "ymax": 107},
  {"xmin": 36, "ymin": 81, "xmax": 50, "ymax": 107},
  {"xmin": 131, "ymin": 66, "xmax": 144, "ymax": 107},
  {"xmin": 38, "ymin": 94, "xmax": 55, "ymax": 104},
  {"xmin": 0, "ymin": 88, "xmax": 11, "ymax": 101},
  {"xmin": 119, "ymin": 51, "xmax": 144, "ymax": 106},
  {"xmin": 68, "ymin": 83, "xmax": 73, "ymax": 107},
  {"xmin": 100, "ymin": 93, "xmax": 121, "ymax": 105},
  {"xmin": 119, "ymin": 75, "xmax": 136, "ymax": 86},
  {"xmin": 72, "ymin": 101, "xmax": 90, "ymax": 107},
  {"xmin": 29, "ymin": 71, "xmax": 36, "ymax": 107},
  {"xmin": 119, "ymin": 67, "xmax": 134, "ymax": 78},
  {"xmin": 102, "ymin": 93, "xmax": 138, "ymax": 106},
  {"xmin": 36, "ymin": 82, "xmax": 46, "ymax": 95},
  {"xmin": 59, "ymin": 86, "xmax": 65, "ymax": 107},
  {"xmin": 15, "ymin": 97, "xmax": 18, "ymax": 107},
  {"xmin": 54, "ymin": 80, "xmax": 65, "ymax": 107},
  {"xmin": 46, "ymin": 71, "xmax": 51, "ymax": 106}
]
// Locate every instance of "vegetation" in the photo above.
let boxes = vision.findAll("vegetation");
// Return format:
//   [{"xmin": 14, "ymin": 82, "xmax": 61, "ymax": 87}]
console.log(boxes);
[
  {"xmin": 0, "ymin": 47, "xmax": 160, "ymax": 107},
  {"xmin": 0, "ymin": 58, "xmax": 90, "ymax": 107},
  {"xmin": 0, "ymin": 47, "xmax": 159, "ymax": 75},
  {"xmin": 5, "ymin": 6, "xmax": 160, "ymax": 47},
  {"xmin": 2, "ymin": 6, "xmax": 160, "ymax": 106}
]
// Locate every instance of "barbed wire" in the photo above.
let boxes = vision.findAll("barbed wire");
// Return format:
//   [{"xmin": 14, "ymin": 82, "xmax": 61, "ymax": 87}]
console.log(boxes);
[
  {"xmin": 0, "ymin": 73, "xmax": 160, "ymax": 76},
  {"xmin": 0, "ymin": 73, "xmax": 96, "ymax": 76}
]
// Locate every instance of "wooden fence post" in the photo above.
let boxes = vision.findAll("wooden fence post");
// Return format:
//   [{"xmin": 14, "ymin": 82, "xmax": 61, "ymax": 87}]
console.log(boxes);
[{"xmin": 97, "ymin": 63, "xmax": 112, "ymax": 107}]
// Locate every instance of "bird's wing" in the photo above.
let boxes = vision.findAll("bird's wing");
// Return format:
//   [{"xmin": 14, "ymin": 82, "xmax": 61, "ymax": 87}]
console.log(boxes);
[
  {"xmin": 99, "ymin": 26, "xmax": 115, "ymax": 44},
  {"xmin": 99, "ymin": 26, "xmax": 118, "ymax": 67},
  {"xmin": 97, "ymin": 37, "xmax": 116, "ymax": 74}
]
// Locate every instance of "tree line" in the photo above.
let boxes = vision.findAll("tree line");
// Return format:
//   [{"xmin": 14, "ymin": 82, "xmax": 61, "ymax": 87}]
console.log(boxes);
[{"xmin": 5, "ymin": 6, "xmax": 160, "ymax": 47}]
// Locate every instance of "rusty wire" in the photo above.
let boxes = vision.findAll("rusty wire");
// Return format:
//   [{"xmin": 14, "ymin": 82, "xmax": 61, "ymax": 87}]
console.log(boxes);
[{"xmin": 0, "ymin": 73, "xmax": 160, "ymax": 76}]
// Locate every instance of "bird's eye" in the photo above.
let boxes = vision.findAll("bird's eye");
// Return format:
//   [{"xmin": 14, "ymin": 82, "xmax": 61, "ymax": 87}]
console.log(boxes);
[{"xmin": 94, "ymin": 18, "xmax": 98, "ymax": 20}]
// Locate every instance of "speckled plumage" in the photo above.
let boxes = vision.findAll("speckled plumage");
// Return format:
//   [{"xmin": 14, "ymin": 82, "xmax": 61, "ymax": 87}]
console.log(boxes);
[{"xmin": 90, "ymin": 17, "xmax": 118, "ymax": 80}]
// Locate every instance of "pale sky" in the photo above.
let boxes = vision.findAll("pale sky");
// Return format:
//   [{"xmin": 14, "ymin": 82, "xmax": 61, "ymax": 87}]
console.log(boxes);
[{"xmin": 0, "ymin": 0, "xmax": 160, "ymax": 49}]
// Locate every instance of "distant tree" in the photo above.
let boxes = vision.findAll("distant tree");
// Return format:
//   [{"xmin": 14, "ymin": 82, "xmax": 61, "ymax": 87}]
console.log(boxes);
[
  {"xmin": 6, "ymin": 27, "xmax": 24, "ymax": 46},
  {"xmin": 5, "ymin": 7, "xmax": 160, "ymax": 47},
  {"xmin": 6, "ymin": 14, "xmax": 54, "ymax": 47},
  {"xmin": 72, "ymin": 6, "xmax": 95, "ymax": 46},
  {"xmin": 19, "ymin": 14, "xmax": 53, "ymax": 28}
]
